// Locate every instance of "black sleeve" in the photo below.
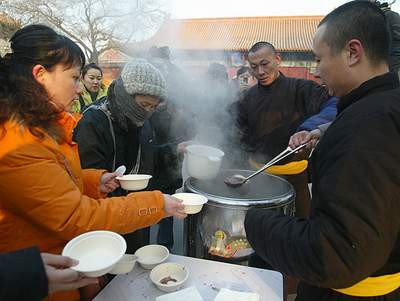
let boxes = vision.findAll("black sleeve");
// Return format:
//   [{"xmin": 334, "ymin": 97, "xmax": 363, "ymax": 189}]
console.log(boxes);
[
  {"xmin": 295, "ymin": 79, "xmax": 329, "ymax": 118},
  {"xmin": 245, "ymin": 109, "xmax": 400, "ymax": 288},
  {"xmin": 0, "ymin": 247, "xmax": 48, "ymax": 301},
  {"xmin": 73, "ymin": 110, "xmax": 112, "ymax": 170}
]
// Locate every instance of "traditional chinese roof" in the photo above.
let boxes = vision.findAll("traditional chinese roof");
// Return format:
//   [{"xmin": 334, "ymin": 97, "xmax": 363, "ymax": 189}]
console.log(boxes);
[{"xmin": 142, "ymin": 15, "xmax": 323, "ymax": 52}]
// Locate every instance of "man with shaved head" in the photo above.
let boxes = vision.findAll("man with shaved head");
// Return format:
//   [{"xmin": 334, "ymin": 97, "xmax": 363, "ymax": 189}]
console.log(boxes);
[
  {"xmin": 245, "ymin": 1, "xmax": 400, "ymax": 300},
  {"xmin": 237, "ymin": 41, "xmax": 336, "ymax": 220}
]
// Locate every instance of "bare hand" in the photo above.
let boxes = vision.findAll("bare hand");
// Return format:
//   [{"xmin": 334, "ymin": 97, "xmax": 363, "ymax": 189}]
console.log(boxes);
[
  {"xmin": 163, "ymin": 194, "xmax": 187, "ymax": 219},
  {"xmin": 100, "ymin": 172, "xmax": 120, "ymax": 194},
  {"xmin": 177, "ymin": 140, "xmax": 195, "ymax": 154},
  {"xmin": 41, "ymin": 253, "xmax": 98, "ymax": 293},
  {"xmin": 288, "ymin": 129, "xmax": 321, "ymax": 150}
]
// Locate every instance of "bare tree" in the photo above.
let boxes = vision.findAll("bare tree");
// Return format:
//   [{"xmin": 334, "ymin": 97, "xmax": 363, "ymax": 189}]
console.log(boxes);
[
  {"xmin": 0, "ymin": 14, "xmax": 20, "ymax": 37},
  {"xmin": 1, "ymin": 0, "xmax": 166, "ymax": 63}
]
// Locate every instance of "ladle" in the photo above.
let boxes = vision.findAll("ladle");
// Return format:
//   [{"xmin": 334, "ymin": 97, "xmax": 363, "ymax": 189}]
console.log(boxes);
[{"xmin": 224, "ymin": 144, "xmax": 307, "ymax": 188}]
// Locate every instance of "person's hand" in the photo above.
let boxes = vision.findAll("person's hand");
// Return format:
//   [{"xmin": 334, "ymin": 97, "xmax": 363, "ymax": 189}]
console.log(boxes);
[
  {"xmin": 288, "ymin": 129, "xmax": 321, "ymax": 150},
  {"xmin": 163, "ymin": 194, "xmax": 187, "ymax": 219},
  {"xmin": 100, "ymin": 172, "xmax": 120, "ymax": 194},
  {"xmin": 177, "ymin": 140, "xmax": 194, "ymax": 154},
  {"xmin": 41, "ymin": 253, "xmax": 98, "ymax": 293}
]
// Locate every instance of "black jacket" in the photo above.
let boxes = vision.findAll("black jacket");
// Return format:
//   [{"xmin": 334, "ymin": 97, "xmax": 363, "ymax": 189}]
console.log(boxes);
[
  {"xmin": 73, "ymin": 100, "xmax": 142, "ymax": 196},
  {"xmin": 142, "ymin": 106, "xmax": 190, "ymax": 194},
  {"xmin": 244, "ymin": 73, "xmax": 400, "ymax": 300},
  {"xmin": 0, "ymin": 247, "xmax": 48, "ymax": 301},
  {"xmin": 237, "ymin": 73, "xmax": 329, "ymax": 160}
]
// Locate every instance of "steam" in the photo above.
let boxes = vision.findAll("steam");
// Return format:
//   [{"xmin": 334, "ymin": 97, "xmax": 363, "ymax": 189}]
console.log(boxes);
[{"xmin": 125, "ymin": 18, "xmax": 251, "ymax": 171}]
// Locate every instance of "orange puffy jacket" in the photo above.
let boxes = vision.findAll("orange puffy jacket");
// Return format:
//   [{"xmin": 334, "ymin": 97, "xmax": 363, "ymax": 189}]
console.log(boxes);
[{"xmin": 0, "ymin": 114, "xmax": 165, "ymax": 300}]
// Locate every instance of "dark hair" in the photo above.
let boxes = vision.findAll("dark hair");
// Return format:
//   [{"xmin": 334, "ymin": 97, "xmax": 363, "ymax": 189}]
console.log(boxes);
[
  {"xmin": 0, "ymin": 24, "xmax": 85, "ymax": 141},
  {"xmin": 248, "ymin": 41, "xmax": 277, "ymax": 54},
  {"xmin": 236, "ymin": 66, "xmax": 251, "ymax": 77},
  {"xmin": 319, "ymin": 1, "xmax": 389, "ymax": 66},
  {"xmin": 82, "ymin": 63, "xmax": 103, "ymax": 78}
]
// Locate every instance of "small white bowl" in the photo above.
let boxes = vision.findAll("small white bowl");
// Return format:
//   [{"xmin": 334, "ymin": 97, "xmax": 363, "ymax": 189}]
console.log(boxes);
[
  {"xmin": 150, "ymin": 262, "xmax": 189, "ymax": 292},
  {"xmin": 62, "ymin": 231, "xmax": 126, "ymax": 277},
  {"xmin": 172, "ymin": 193, "xmax": 208, "ymax": 214},
  {"xmin": 134, "ymin": 245, "xmax": 169, "ymax": 269},
  {"xmin": 109, "ymin": 254, "xmax": 137, "ymax": 275},
  {"xmin": 116, "ymin": 174, "xmax": 152, "ymax": 191}
]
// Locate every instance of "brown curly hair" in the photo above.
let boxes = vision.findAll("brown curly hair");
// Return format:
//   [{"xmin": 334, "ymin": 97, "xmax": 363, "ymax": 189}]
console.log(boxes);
[{"xmin": 0, "ymin": 24, "xmax": 85, "ymax": 142}]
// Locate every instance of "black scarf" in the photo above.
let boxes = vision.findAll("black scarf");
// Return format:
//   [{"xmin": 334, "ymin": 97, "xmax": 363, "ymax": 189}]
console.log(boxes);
[{"xmin": 107, "ymin": 78, "xmax": 152, "ymax": 131}]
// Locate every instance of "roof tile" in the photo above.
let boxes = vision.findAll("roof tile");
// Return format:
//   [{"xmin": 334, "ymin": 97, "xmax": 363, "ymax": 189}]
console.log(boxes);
[{"xmin": 144, "ymin": 16, "xmax": 323, "ymax": 52}]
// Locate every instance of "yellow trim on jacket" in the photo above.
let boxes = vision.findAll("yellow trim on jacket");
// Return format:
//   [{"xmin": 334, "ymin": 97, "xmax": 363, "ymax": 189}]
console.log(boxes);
[
  {"xmin": 249, "ymin": 158, "xmax": 308, "ymax": 175},
  {"xmin": 333, "ymin": 272, "xmax": 400, "ymax": 297}
]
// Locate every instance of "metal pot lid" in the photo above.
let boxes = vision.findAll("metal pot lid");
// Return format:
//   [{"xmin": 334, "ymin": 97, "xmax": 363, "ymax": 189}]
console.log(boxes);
[{"xmin": 184, "ymin": 169, "xmax": 294, "ymax": 207}]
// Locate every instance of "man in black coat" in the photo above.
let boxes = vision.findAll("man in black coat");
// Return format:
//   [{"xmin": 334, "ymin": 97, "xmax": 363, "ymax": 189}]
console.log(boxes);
[
  {"xmin": 245, "ymin": 2, "xmax": 400, "ymax": 300},
  {"xmin": 237, "ymin": 42, "xmax": 336, "ymax": 219}
]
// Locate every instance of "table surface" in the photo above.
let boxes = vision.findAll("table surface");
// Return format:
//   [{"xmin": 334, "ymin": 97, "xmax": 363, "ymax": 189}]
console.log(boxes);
[{"xmin": 94, "ymin": 254, "xmax": 283, "ymax": 301}]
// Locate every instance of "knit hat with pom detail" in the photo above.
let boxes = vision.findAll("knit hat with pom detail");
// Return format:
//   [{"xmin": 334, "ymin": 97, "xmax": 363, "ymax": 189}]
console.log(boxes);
[{"xmin": 120, "ymin": 58, "xmax": 167, "ymax": 102}]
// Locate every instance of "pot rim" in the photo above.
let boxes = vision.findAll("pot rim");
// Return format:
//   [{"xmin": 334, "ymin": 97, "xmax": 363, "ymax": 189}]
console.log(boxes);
[{"xmin": 184, "ymin": 169, "xmax": 295, "ymax": 207}]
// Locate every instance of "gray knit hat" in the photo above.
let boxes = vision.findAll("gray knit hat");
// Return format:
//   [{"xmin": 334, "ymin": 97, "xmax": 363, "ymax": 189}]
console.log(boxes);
[{"xmin": 120, "ymin": 58, "xmax": 167, "ymax": 101}]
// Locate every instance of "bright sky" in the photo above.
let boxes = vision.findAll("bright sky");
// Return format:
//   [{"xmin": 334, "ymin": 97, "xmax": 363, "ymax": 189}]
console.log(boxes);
[{"xmin": 169, "ymin": 0, "xmax": 400, "ymax": 18}]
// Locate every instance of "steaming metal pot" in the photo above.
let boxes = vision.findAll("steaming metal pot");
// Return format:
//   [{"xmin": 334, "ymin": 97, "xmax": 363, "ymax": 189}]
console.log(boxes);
[{"xmin": 183, "ymin": 169, "xmax": 295, "ymax": 265}]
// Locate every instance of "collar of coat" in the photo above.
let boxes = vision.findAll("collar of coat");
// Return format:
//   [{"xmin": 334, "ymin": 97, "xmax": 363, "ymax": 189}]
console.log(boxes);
[
  {"xmin": 57, "ymin": 112, "xmax": 81, "ymax": 144},
  {"xmin": 337, "ymin": 72, "xmax": 399, "ymax": 114},
  {"xmin": 257, "ymin": 72, "xmax": 285, "ymax": 89},
  {"xmin": 80, "ymin": 81, "xmax": 108, "ymax": 105}
]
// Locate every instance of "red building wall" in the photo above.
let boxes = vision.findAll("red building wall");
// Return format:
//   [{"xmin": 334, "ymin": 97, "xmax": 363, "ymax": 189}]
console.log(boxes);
[{"xmin": 280, "ymin": 66, "xmax": 318, "ymax": 81}]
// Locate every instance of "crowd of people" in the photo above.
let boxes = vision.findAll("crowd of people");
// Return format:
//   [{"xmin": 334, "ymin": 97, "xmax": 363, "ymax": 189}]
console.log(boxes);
[{"xmin": 0, "ymin": 1, "xmax": 399, "ymax": 301}]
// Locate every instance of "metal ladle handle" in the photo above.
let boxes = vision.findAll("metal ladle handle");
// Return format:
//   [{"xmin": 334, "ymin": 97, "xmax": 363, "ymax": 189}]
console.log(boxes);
[{"xmin": 243, "ymin": 144, "xmax": 307, "ymax": 183}]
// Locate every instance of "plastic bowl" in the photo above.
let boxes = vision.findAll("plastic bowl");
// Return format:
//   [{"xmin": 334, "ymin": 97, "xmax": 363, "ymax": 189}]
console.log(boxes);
[
  {"xmin": 150, "ymin": 262, "xmax": 189, "ymax": 292},
  {"xmin": 116, "ymin": 174, "xmax": 152, "ymax": 191},
  {"xmin": 186, "ymin": 145, "xmax": 224, "ymax": 180},
  {"xmin": 134, "ymin": 245, "xmax": 169, "ymax": 270},
  {"xmin": 172, "ymin": 193, "xmax": 208, "ymax": 214},
  {"xmin": 109, "ymin": 254, "xmax": 137, "ymax": 275},
  {"xmin": 62, "ymin": 231, "xmax": 126, "ymax": 277}
]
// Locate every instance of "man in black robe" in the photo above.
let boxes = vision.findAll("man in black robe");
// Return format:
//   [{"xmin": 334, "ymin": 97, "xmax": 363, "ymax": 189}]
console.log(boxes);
[
  {"xmin": 236, "ymin": 42, "xmax": 335, "ymax": 218},
  {"xmin": 245, "ymin": 2, "xmax": 400, "ymax": 300}
]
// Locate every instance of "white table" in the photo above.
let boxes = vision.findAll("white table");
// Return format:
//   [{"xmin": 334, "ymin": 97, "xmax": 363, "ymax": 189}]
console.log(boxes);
[{"xmin": 94, "ymin": 254, "xmax": 283, "ymax": 301}]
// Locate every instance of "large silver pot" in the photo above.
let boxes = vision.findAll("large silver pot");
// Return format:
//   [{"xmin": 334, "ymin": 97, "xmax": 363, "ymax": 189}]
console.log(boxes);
[{"xmin": 183, "ymin": 169, "xmax": 295, "ymax": 265}]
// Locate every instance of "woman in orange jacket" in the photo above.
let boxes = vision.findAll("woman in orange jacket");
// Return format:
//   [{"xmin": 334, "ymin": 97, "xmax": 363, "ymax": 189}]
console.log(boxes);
[{"xmin": 0, "ymin": 24, "xmax": 186, "ymax": 301}]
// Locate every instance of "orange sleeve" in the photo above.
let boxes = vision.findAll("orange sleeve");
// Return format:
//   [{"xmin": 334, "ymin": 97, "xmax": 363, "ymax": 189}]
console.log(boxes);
[
  {"xmin": 81, "ymin": 168, "xmax": 107, "ymax": 199},
  {"xmin": 0, "ymin": 142, "xmax": 165, "ymax": 240}
]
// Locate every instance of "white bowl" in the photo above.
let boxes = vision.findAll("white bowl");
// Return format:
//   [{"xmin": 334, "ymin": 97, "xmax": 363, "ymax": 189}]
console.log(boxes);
[
  {"xmin": 109, "ymin": 254, "xmax": 137, "ymax": 275},
  {"xmin": 186, "ymin": 145, "xmax": 224, "ymax": 180},
  {"xmin": 116, "ymin": 174, "xmax": 152, "ymax": 191},
  {"xmin": 172, "ymin": 193, "xmax": 208, "ymax": 214},
  {"xmin": 134, "ymin": 245, "xmax": 169, "ymax": 269},
  {"xmin": 150, "ymin": 262, "xmax": 189, "ymax": 292},
  {"xmin": 62, "ymin": 231, "xmax": 126, "ymax": 277}
]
